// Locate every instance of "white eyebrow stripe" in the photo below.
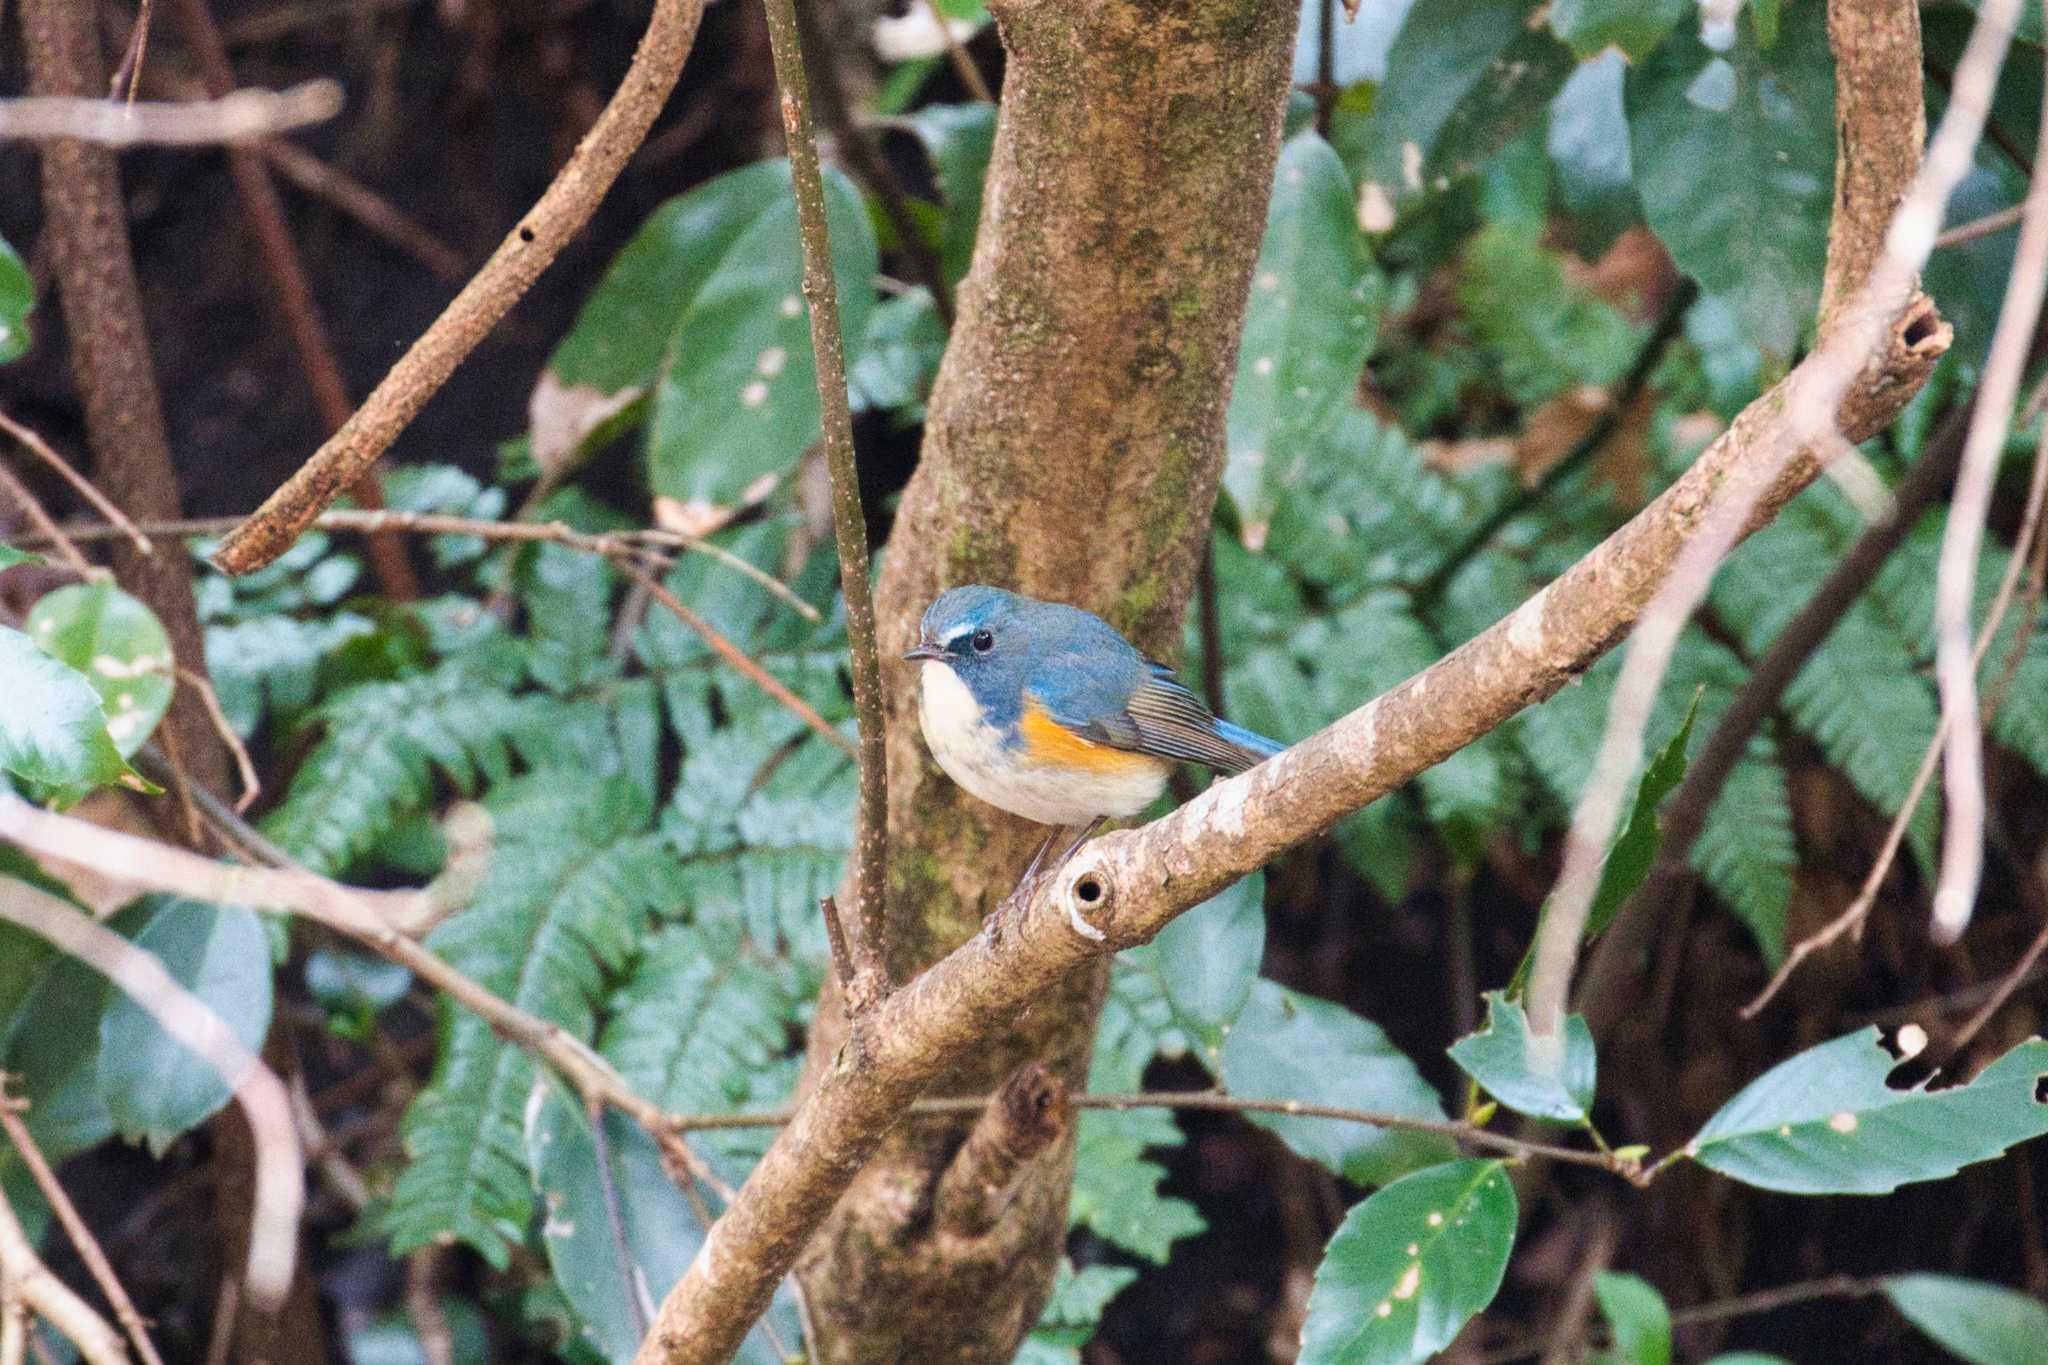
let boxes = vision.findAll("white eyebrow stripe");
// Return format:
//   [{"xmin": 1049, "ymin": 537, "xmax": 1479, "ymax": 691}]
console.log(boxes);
[{"xmin": 939, "ymin": 626, "xmax": 973, "ymax": 646}]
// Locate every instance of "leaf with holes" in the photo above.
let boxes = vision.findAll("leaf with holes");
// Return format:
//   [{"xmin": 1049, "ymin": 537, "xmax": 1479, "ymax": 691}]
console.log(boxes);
[
  {"xmin": 0, "ymin": 625, "xmax": 150, "ymax": 800},
  {"xmin": 1298, "ymin": 1159, "xmax": 1517, "ymax": 1365},
  {"xmin": 1884, "ymin": 1274, "xmax": 2048, "ymax": 1365},
  {"xmin": 1449, "ymin": 992, "xmax": 1595, "ymax": 1124},
  {"xmin": 26, "ymin": 582, "xmax": 175, "ymax": 761},
  {"xmin": 1221, "ymin": 979, "xmax": 1455, "ymax": 1186},
  {"xmin": 1688, "ymin": 1030, "xmax": 2048, "ymax": 1194},
  {"xmin": 1225, "ymin": 131, "xmax": 1382, "ymax": 547},
  {"xmin": 525, "ymin": 1077, "xmax": 801, "ymax": 1364}
]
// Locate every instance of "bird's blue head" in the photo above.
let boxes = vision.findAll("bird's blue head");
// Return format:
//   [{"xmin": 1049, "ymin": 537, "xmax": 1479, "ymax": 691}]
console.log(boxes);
[{"xmin": 903, "ymin": 585, "xmax": 1036, "ymax": 722}]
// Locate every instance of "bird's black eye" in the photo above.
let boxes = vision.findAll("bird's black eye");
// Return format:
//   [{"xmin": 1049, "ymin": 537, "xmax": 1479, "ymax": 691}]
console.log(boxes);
[{"xmin": 970, "ymin": 629, "xmax": 995, "ymax": 654}]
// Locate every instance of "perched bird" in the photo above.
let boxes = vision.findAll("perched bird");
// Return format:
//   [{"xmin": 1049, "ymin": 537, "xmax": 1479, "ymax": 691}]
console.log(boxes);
[{"xmin": 904, "ymin": 585, "xmax": 1285, "ymax": 891}]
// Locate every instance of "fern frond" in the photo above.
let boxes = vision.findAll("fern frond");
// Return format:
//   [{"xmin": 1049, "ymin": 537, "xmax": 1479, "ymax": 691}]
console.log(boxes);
[
  {"xmin": 204, "ymin": 612, "xmax": 377, "ymax": 737},
  {"xmin": 264, "ymin": 664, "xmax": 544, "ymax": 875},
  {"xmin": 599, "ymin": 921, "xmax": 801, "ymax": 1176},
  {"xmin": 383, "ymin": 773, "xmax": 680, "ymax": 1265}
]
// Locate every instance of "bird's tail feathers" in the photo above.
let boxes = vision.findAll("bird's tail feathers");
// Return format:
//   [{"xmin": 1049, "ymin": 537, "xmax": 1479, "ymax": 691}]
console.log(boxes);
[{"xmin": 1213, "ymin": 718, "xmax": 1285, "ymax": 773}]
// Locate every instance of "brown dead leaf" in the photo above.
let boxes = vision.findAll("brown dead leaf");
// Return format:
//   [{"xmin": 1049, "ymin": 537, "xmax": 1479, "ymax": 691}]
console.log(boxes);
[{"xmin": 528, "ymin": 370, "xmax": 642, "ymax": 479}]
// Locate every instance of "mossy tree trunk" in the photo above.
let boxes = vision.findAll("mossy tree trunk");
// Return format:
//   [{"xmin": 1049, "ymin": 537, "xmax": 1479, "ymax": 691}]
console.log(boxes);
[{"xmin": 792, "ymin": 0, "xmax": 1300, "ymax": 1356}]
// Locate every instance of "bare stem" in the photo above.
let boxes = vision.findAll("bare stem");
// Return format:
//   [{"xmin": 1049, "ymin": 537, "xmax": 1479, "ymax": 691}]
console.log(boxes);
[{"xmin": 762, "ymin": 0, "xmax": 893, "ymax": 1002}]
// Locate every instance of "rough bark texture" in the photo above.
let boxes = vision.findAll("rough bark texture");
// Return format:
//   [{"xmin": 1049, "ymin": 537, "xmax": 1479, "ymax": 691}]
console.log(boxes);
[
  {"xmin": 21, "ymin": 0, "xmax": 228, "ymax": 800},
  {"xmin": 788, "ymin": 0, "xmax": 1301, "ymax": 1358}
]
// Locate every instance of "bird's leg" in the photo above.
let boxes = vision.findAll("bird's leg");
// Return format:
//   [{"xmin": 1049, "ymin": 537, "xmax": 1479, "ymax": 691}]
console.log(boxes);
[
  {"xmin": 990, "ymin": 827, "xmax": 1064, "ymax": 940},
  {"xmin": 1016, "ymin": 827, "xmax": 1063, "ymax": 889},
  {"xmin": 1048, "ymin": 816, "xmax": 1108, "ymax": 877}
]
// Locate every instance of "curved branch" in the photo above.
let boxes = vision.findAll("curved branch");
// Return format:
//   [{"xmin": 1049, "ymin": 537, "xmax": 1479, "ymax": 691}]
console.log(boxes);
[{"xmin": 209, "ymin": 0, "xmax": 708, "ymax": 575}]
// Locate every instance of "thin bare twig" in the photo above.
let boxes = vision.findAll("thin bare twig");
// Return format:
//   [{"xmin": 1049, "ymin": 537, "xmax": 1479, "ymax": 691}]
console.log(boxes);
[
  {"xmin": 763, "ymin": 0, "xmax": 892, "ymax": 1002},
  {"xmin": 628, "ymin": 567, "xmax": 854, "ymax": 757},
  {"xmin": 0, "ymin": 1088, "xmax": 166, "ymax": 1365},
  {"xmin": 174, "ymin": 666, "xmax": 259, "ymax": 812},
  {"xmin": 1526, "ymin": 0, "xmax": 2003, "ymax": 1041},
  {"xmin": 0, "ymin": 409, "xmax": 151, "ymax": 558},
  {"xmin": 0, "ymin": 1181, "xmax": 126, "ymax": 1365},
  {"xmin": 1931, "ymin": 0, "xmax": 2048, "ymax": 943},
  {"xmin": 0, "ymin": 80, "xmax": 341, "ymax": 145},
  {"xmin": 1936, "ymin": 200, "xmax": 2024, "ymax": 249},
  {"xmin": 919, "ymin": 0, "xmax": 993, "ymax": 103},
  {"xmin": 0, "ymin": 460, "xmax": 95, "ymax": 579},
  {"xmin": 209, "ymin": 0, "xmax": 708, "ymax": 574},
  {"xmin": 1475, "ymin": 1275, "xmax": 1887, "ymax": 1364},
  {"xmin": 108, "ymin": 0, "xmax": 156, "ymax": 101},
  {"xmin": 258, "ymin": 139, "xmax": 467, "ymax": 282},
  {"xmin": 664, "ymin": 1089, "xmax": 1647, "ymax": 1181},
  {"xmin": 0, "ymin": 876, "xmax": 302, "ymax": 1310},
  {"xmin": 1747, "ymin": 371, "xmax": 2048, "ymax": 1015},
  {"xmin": 31, "ymin": 510, "xmax": 820, "ymax": 621}
]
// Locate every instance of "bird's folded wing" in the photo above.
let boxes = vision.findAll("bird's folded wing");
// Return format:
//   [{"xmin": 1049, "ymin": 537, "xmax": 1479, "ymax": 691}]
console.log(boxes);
[{"xmin": 1036, "ymin": 660, "xmax": 1255, "ymax": 772}]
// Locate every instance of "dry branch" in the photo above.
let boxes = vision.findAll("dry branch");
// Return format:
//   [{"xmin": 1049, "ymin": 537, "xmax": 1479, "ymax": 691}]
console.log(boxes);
[
  {"xmin": 0, "ymin": 80, "xmax": 340, "ymax": 145},
  {"xmin": 210, "ymin": 0, "xmax": 708, "ymax": 574}
]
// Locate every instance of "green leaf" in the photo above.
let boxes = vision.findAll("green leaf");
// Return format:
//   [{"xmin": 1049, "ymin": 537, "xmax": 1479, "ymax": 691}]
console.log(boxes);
[
  {"xmin": 26, "ymin": 582, "xmax": 176, "ymax": 760},
  {"xmin": 1547, "ymin": 53, "xmax": 1640, "ymax": 250},
  {"xmin": 1299, "ymin": 1159, "xmax": 1517, "ymax": 1365},
  {"xmin": 1220, "ymin": 979, "xmax": 1455, "ymax": 1185},
  {"xmin": 1626, "ymin": 0, "xmax": 1833, "ymax": 360},
  {"xmin": 0, "ymin": 890, "xmax": 115, "ymax": 1160},
  {"xmin": 99, "ymin": 899, "xmax": 274, "ymax": 1152},
  {"xmin": 1586, "ymin": 693, "xmax": 1697, "ymax": 940},
  {"xmin": 384, "ymin": 774, "xmax": 682, "ymax": 1264},
  {"xmin": 1336, "ymin": 1, "xmax": 1573, "ymax": 215},
  {"xmin": 1550, "ymin": 0, "xmax": 1688, "ymax": 62},
  {"xmin": 1884, "ymin": 1274, "xmax": 2048, "ymax": 1365},
  {"xmin": 0, "ymin": 544, "xmax": 42, "ymax": 570},
  {"xmin": 1689, "ymin": 1030, "xmax": 2048, "ymax": 1194},
  {"xmin": 642, "ymin": 161, "xmax": 877, "ymax": 511},
  {"xmin": 1594, "ymin": 1272, "xmax": 1673, "ymax": 1365},
  {"xmin": 204, "ymin": 611, "xmax": 378, "ymax": 737},
  {"xmin": 849, "ymin": 288, "xmax": 947, "ymax": 416},
  {"xmin": 0, "ymin": 624, "xmax": 150, "ymax": 798},
  {"xmin": 1448, "ymin": 991, "xmax": 1595, "ymax": 1123},
  {"xmin": 526, "ymin": 1078, "xmax": 801, "ymax": 1363},
  {"xmin": 1027, "ymin": 1259, "xmax": 1140, "ymax": 1356},
  {"xmin": 0, "ymin": 232, "xmax": 31, "ymax": 364},
  {"xmin": 1120, "ymin": 873, "xmax": 1265, "ymax": 1070},
  {"xmin": 906, "ymin": 103, "xmax": 997, "ymax": 287},
  {"xmin": 1225, "ymin": 131, "xmax": 1383, "ymax": 544},
  {"xmin": 1069, "ymin": 1108, "xmax": 1208, "ymax": 1263}
]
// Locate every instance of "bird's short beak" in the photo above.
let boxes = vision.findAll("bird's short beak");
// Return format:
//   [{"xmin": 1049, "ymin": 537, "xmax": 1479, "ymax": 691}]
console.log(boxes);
[{"xmin": 902, "ymin": 642, "xmax": 946, "ymax": 663}]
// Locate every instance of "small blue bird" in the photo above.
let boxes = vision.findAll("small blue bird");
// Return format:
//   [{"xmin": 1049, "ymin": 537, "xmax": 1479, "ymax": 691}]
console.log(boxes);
[{"xmin": 904, "ymin": 585, "xmax": 1285, "ymax": 889}]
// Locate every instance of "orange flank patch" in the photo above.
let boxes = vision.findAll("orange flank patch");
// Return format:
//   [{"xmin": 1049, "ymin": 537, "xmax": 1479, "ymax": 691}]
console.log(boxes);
[{"xmin": 1019, "ymin": 702, "xmax": 1155, "ymax": 774}]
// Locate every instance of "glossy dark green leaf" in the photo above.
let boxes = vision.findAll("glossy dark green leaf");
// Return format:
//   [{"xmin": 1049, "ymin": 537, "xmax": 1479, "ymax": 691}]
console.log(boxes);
[
  {"xmin": 1884, "ymin": 1274, "xmax": 2048, "ymax": 1365},
  {"xmin": 1448, "ymin": 991, "xmax": 1595, "ymax": 1123},
  {"xmin": 1121, "ymin": 873, "xmax": 1265, "ymax": 1069},
  {"xmin": 1689, "ymin": 1030, "xmax": 2048, "ymax": 1194},
  {"xmin": 1626, "ymin": 0, "xmax": 1833, "ymax": 360},
  {"xmin": 1550, "ymin": 0, "xmax": 1688, "ymax": 62},
  {"xmin": 526, "ymin": 1078, "xmax": 800, "ymax": 1363},
  {"xmin": 1337, "ymin": 1, "xmax": 1566, "ymax": 217},
  {"xmin": 1298, "ymin": 1159, "xmax": 1517, "ymax": 1365},
  {"xmin": 0, "ymin": 232, "xmax": 31, "ymax": 364},
  {"xmin": 849, "ymin": 288, "xmax": 946, "ymax": 415},
  {"xmin": 0, "ymin": 624, "xmax": 148, "ymax": 799},
  {"xmin": 1594, "ymin": 1272, "xmax": 1672, "ymax": 1365},
  {"xmin": 99, "ymin": 899, "xmax": 274, "ymax": 1152},
  {"xmin": 1225, "ymin": 132, "xmax": 1382, "ymax": 545},
  {"xmin": 0, "ymin": 888, "xmax": 114, "ymax": 1161},
  {"xmin": 27, "ymin": 582, "xmax": 175, "ymax": 760},
  {"xmin": 643, "ymin": 162, "xmax": 876, "ymax": 511},
  {"xmin": 1221, "ymin": 979, "xmax": 1455, "ymax": 1185},
  {"xmin": 906, "ymin": 103, "xmax": 997, "ymax": 286}
]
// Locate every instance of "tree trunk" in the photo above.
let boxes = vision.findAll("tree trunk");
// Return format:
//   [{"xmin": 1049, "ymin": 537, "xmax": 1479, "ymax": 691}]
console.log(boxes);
[{"xmin": 793, "ymin": 0, "xmax": 1300, "ymax": 1356}]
